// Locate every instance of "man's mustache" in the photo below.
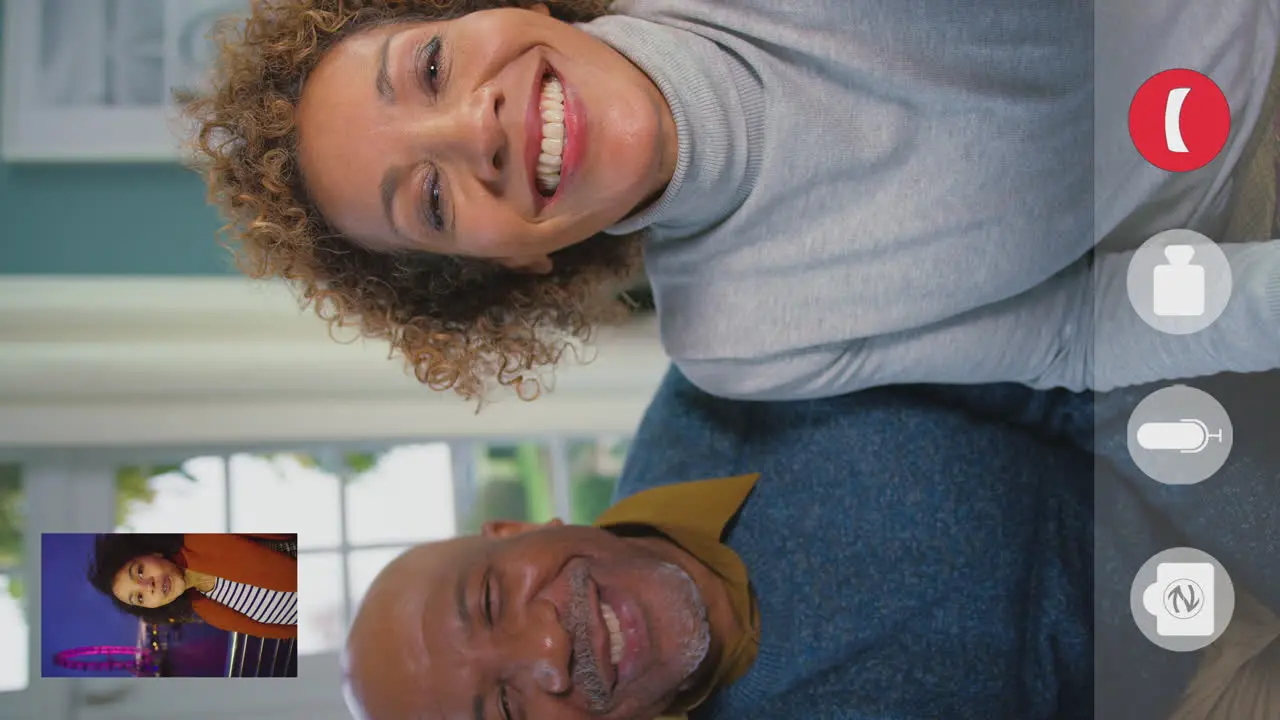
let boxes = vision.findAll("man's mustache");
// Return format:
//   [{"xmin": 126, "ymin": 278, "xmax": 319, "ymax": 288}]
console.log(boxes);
[{"xmin": 566, "ymin": 563, "xmax": 612, "ymax": 714}]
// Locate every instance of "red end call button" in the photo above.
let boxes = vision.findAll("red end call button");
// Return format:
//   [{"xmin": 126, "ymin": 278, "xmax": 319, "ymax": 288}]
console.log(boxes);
[{"xmin": 1128, "ymin": 69, "xmax": 1230, "ymax": 173}]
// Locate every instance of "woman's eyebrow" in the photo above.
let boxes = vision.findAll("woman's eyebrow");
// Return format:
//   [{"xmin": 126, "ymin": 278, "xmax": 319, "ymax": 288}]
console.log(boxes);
[
  {"xmin": 376, "ymin": 33, "xmax": 395, "ymax": 103},
  {"xmin": 376, "ymin": 28, "xmax": 409, "ymax": 104}
]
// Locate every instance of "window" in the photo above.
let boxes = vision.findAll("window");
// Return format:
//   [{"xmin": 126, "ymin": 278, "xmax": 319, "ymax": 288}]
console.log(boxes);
[
  {"xmin": 0, "ymin": 464, "xmax": 28, "ymax": 693},
  {"xmin": 567, "ymin": 437, "xmax": 630, "ymax": 525},
  {"xmin": 112, "ymin": 437, "xmax": 629, "ymax": 656}
]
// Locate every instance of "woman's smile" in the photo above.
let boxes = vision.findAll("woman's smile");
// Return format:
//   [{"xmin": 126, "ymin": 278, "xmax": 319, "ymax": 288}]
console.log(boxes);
[
  {"xmin": 529, "ymin": 61, "xmax": 562, "ymax": 202},
  {"xmin": 529, "ymin": 60, "xmax": 587, "ymax": 209}
]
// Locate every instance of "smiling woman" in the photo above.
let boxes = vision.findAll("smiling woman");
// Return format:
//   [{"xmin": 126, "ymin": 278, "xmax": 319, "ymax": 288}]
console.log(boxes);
[
  {"xmin": 182, "ymin": 0, "xmax": 668, "ymax": 402},
  {"xmin": 185, "ymin": 0, "xmax": 1280, "ymax": 405},
  {"xmin": 85, "ymin": 533, "xmax": 299, "ymax": 639}
]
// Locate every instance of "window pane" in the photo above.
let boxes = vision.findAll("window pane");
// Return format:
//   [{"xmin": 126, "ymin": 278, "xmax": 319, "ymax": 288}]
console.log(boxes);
[
  {"xmin": 345, "ymin": 445, "xmax": 455, "ymax": 546},
  {"xmin": 229, "ymin": 453, "xmax": 341, "ymax": 550},
  {"xmin": 0, "ymin": 575, "xmax": 28, "ymax": 692},
  {"xmin": 461, "ymin": 443, "xmax": 554, "ymax": 533},
  {"xmin": 114, "ymin": 456, "xmax": 227, "ymax": 532},
  {"xmin": 297, "ymin": 552, "xmax": 345, "ymax": 656},
  {"xmin": 0, "ymin": 464, "xmax": 21, "ymax": 572},
  {"xmin": 0, "ymin": 464, "xmax": 27, "ymax": 692},
  {"xmin": 568, "ymin": 438, "xmax": 629, "ymax": 525},
  {"xmin": 347, "ymin": 547, "xmax": 409, "ymax": 612}
]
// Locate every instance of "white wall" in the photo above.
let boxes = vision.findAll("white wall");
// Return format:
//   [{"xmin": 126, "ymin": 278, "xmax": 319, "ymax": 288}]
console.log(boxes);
[{"xmin": 0, "ymin": 276, "xmax": 669, "ymax": 448}]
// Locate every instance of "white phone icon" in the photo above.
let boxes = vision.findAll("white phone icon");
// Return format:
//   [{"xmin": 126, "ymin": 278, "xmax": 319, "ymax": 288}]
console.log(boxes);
[{"xmin": 1165, "ymin": 87, "xmax": 1192, "ymax": 153}]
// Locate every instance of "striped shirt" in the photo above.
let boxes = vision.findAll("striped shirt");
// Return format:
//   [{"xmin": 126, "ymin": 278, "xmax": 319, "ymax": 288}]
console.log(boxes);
[{"xmin": 201, "ymin": 578, "xmax": 297, "ymax": 626}]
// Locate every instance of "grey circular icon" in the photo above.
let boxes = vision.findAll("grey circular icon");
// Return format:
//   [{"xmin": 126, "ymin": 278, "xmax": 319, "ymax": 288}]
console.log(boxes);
[
  {"xmin": 1127, "ymin": 385, "xmax": 1232, "ymax": 485},
  {"xmin": 1126, "ymin": 229, "xmax": 1233, "ymax": 335},
  {"xmin": 1130, "ymin": 547, "xmax": 1235, "ymax": 652}
]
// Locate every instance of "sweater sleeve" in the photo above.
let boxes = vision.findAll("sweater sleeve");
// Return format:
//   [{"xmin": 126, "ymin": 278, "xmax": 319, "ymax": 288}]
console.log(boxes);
[
  {"xmin": 677, "ymin": 240, "xmax": 1280, "ymax": 400},
  {"xmin": 191, "ymin": 595, "xmax": 298, "ymax": 639},
  {"xmin": 181, "ymin": 534, "xmax": 297, "ymax": 592}
]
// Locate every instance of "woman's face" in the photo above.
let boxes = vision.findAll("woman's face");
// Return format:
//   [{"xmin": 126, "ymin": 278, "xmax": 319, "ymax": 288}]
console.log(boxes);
[
  {"xmin": 112, "ymin": 553, "xmax": 186, "ymax": 609},
  {"xmin": 295, "ymin": 4, "xmax": 677, "ymax": 273}
]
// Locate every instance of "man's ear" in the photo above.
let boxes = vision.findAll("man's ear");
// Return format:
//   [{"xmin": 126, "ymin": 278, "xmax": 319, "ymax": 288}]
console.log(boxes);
[
  {"xmin": 481, "ymin": 518, "xmax": 564, "ymax": 539},
  {"xmin": 528, "ymin": 3, "xmax": 551, "ymax": 16},
  {"xmin": 497, "ymin": 254, "xmax": 553, "ymax": 275}
]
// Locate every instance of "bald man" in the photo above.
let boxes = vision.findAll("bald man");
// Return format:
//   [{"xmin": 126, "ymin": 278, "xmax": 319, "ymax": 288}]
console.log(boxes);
[{"xmin": 342, "ymin": 373, "xmax": 1098, "ymax": 720}]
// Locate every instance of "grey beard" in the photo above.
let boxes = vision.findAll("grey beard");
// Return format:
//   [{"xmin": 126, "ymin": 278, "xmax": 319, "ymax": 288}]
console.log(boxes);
[{"xmin": 658, "ymin": 561, "xmax": 711, "ymax": 686}]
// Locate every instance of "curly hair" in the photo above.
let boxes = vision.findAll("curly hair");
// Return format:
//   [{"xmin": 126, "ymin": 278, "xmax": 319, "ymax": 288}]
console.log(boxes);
[
  {"xmin": 86, "ymin": 533, "xmax": 198, "ymax": 625},
  {"xmin": 180, "ymin": 0, "xmax": 644, "ymax": 403}
]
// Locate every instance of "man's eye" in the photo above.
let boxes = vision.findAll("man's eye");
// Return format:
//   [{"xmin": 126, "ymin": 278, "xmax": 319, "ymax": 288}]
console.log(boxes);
[
  {"xmin": 482, "ymin": 572, "xmax": 494, "ymax": 625},
  {"xmin": 498, "ymin": 685, "xmax": 512, "ymax": 720}
]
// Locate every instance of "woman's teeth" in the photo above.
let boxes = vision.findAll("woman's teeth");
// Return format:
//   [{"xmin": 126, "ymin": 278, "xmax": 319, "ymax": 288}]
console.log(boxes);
[
  {"xmin": 601, "ymin": 602, "xmax": 624, "ymax": 666},
  {"xmin": 536, "ymin": 75, "xmax": 565, "ymax": 196}
]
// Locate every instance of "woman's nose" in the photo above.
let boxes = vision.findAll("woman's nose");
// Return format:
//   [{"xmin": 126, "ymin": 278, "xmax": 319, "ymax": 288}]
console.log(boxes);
[{"xmin": 433, "ymin": 84, "xmax": 506, "ymax": 185}]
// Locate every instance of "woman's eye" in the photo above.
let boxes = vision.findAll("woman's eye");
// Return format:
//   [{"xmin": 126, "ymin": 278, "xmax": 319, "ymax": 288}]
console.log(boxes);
[
  {"xmin": 422, "ymin": 172, "xmax": 444, "ymax": 232},
  {"xmin": 420, "ymin": 36, "xmax": 444, "ymax": 93}
]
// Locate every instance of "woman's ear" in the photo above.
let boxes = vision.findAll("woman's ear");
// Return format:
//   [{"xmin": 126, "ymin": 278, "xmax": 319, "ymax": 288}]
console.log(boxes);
[{"xmin": 527, "ymin": 3, "xmax": 551, "ymax": 16}]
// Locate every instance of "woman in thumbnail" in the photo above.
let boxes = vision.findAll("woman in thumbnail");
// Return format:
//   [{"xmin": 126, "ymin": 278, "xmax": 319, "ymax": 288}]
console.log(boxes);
[{"xmin": 86, "ymin": 533, "xmax": 298, "ymax": 639}]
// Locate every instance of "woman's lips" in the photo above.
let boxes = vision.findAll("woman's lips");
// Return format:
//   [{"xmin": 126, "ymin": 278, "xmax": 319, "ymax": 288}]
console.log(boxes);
[
  {"xmin": 526, "ymin": 59, "xmax": 551, "ymax": 212},
  {"xmin": 559, "ymin": 70, "xmax": 584, "ymax": 188}
]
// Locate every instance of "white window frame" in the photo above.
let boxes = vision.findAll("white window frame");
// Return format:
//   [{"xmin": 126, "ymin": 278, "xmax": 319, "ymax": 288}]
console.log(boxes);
[{"xmin": 92, "ymin": 435, "xmax": 620, "ymax": 640}]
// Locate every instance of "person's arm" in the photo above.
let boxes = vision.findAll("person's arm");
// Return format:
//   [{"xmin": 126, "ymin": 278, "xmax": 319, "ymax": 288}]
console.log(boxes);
[
  {"xmin": 183, "ymin": 534, "xmax": 297, "ymax": 591},
  {"xmin": 191, "ymin": 595, "xmax": 297, "ymax": 639},
  {"xmin": 678, "ymin": 240, "xmax": 1280, "ymax": 400}
]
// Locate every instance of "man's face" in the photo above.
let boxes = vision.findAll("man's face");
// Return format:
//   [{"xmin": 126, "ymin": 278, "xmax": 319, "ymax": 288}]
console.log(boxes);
[{"xmin": 343, "ymin": 521, "xmax": 712, "ymax": 720}]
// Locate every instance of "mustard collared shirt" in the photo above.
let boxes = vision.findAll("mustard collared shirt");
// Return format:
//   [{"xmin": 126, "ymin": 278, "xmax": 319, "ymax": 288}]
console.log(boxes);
[{"xmin": 593, "ymin": 474, "xmax": 761, "ymax": 714}]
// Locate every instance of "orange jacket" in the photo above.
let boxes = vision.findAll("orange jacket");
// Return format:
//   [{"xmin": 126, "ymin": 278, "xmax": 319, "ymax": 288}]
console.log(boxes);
[{"xmin": 174, "ymin": 533, "xmax": 298, "ymax": 639}]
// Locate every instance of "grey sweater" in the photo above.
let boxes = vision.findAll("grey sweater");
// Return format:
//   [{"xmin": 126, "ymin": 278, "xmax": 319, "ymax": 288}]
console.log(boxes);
[{"xmin": 582, "ymin": 0, "xmax": 1280, "ymax": 399}]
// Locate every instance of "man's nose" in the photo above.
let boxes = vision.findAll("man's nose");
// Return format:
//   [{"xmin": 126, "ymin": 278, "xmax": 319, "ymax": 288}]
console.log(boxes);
[
  {"xmin": 510, "ymin": 603, "xmax": 571, "ymax": 695},
  {"xmin": 430, "ymin": 84, "xmax": 506, "ymax": 185}
]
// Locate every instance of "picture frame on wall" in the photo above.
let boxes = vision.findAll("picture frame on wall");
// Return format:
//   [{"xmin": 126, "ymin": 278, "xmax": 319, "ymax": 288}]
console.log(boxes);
[{"xmin": 1, "ymin": 0, "xmax": 246, "ymax": 162}]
